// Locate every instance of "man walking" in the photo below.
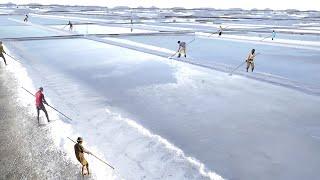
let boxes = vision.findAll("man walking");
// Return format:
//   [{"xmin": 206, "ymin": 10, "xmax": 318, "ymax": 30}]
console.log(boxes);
[
  {"xmin": 35, "ymin": 87, "xmax": 50, "ymax": 124},
  {"xmin": 177, "ymin": 41, "xmax": 187, "ymax": 58},
  {"xmin": 272, "ymin": 30, "xmax": 276, "ymax": 40},
  {"xmin": 218, "ymin": 25, "xmax": 223, "ymax": 36},
  {"xmin": 23, "ymin": 14, "xmax": 28, "ymax": 22},
  {"xmin": 67, "ymin": 21, "xmax": 73, "ymax": 31},
  {"xmin": 0, "ymin": 41, "xmax": 7, "ymax": 66},
  {"xmin": 246, "ymin": 49, "xmax": 257, "ymax": 72},
  {"xmin": 74, "ymin": 137, "xmax": 91, "ymax": 176}
]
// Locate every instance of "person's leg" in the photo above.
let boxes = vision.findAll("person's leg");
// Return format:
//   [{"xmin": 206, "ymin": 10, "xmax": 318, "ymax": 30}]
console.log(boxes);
[
  {"xmin": 252, "ymin": 62, "xmax": 255, "ymax": 72},
  {"xmin": 41, "ymin": 105, "xmax": 50, "ymax": 122},
  {"xmin": 82, "ymin": 165, "xmax": 85, "ymax": 176},
  {"xmin": 246, "ymin": 62, "xmax": 250, "ymax": 72},
  {"xmin": 180, "ymin": 49, "xmax": 185, "ymax": 58},
  {"xmin": 1, "ymin": 55, "xmax": 6, "ymax": 65},
  {"xmin": 86, "ymin": 163, "xmax": 89, "ymax": 175},
  {"xmin": 183, "ymin": 48, "xmax": 186, "ymax": 58},
  {"xmin": 37, "ymin": 107, "xmax": 40, "ymax": 124},
  {"xmin": 3, "ymin": 56, "xmax": 7, "ymax": 65}
]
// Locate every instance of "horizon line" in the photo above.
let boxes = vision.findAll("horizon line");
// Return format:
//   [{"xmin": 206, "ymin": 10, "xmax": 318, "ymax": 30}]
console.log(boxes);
[{"xmin": 1, "ymin": 3, "xmax": 319, "ymax": 12}]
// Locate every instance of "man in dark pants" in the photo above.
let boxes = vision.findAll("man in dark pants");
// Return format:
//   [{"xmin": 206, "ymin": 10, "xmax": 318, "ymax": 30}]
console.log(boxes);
[
  {"xmin": 0, "ymin": 41, "xmax": 7, "ymax": 66},
  {"xmin": 218, "ymin": 25, "xmax": 223, "ymax": 36},
  {"xmin": 67, "ymin": 21, "xmax": 73, "ymax": 31},
  {"xmin": 246, "ymin": 49, "xmax": 257, "ymax": 72},
  {"xmin": 23, "ymin": 14, "xmax": 28, "ymax": 22},
  {"xmin": 35, "ymin": 87, "xmax": 50, "ymax": 124}
]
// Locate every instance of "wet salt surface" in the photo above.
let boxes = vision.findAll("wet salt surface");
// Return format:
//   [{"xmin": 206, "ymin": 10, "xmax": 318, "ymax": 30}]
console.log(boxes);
[
  {"xmin": 5, "ymin": 37, "xmax": 320, "ymax": 180},
  {"xmin": 120, "ymin": 34, "xmax": 320, "ymax": 87},
  {"xmin": 1, "ymin": 8, "xmax": 320, "ymax": 180}
]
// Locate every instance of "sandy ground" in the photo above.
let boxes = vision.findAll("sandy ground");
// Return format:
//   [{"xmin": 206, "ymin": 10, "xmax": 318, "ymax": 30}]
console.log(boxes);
[{"xmin": 0, "ymin": 66, "xmax": 90, "ymax": 180}]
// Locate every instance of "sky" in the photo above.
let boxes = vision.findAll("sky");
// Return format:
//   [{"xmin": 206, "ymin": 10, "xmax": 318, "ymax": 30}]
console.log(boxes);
[{"xmin": 2, "ymin": 0, "xmax": 320, "ymax": 10}]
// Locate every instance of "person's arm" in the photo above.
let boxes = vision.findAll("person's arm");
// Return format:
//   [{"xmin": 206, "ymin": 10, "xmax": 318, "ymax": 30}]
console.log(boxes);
[
  {"xmin": 253, "ymin": 53, "xmax": 257, "ymax": 58},
  {"xmin": 251, "ymin": 53, "xmax": 259, "ymax": 61},
  {"xmin": 177, "ymin": 45, "xmax": 181, "ymax": 52},
  {"xmin": 83, "ymin": 147, "xmax": 91, "ymax": 155},
  {"xmin": 2, "ymin": 48, "xmax": 6, "ymax": 54},
  {"xmin": 42, "ymin": 95, "xmax": 48, "ymax": 105},
  {"xmin": 78, "ymin": 144, "xmax": 91, "ymax": 154},
  {"xmin": 246, "ymin": 53, "xmax": 250, "ymax": 61}
]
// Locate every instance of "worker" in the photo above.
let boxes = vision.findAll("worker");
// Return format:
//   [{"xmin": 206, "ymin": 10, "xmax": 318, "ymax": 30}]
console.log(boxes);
[
  {"xmin": 67, "ymin": 21, "xmax": 73, "ymax": 31},
  {"xmin": 23, "ymin": 14, "xmax": 28, "ymax": 22},
  {"xmin": 177, "ymin": 41, "xmax": 187, "ymax": 58},
  {"xmin": 272, "ymin": 30, "xmax": 276, "ymax": 40},
  {"xmin": 246, "ymin": 49, "xmax": 257, "ymax": 72},
  {"xmin": 218, "ymin": 25, "xmax": 223, "ymax": 36},
  {"xmin": 0, "ymin": 41, "xmax": 7, "ymax": 66},
  {"xmin": 74, "ymin": 137, "xmax": 91, "ymax": 176},
  {"xmin": 35, "ymin": 87, "xmax": 50, "ymax": 124}
]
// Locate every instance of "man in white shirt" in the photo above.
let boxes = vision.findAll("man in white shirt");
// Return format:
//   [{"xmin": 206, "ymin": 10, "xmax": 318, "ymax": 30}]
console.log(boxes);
[
  {"xmin": 246, "ymin": 49, "xmax": 257, "ymax": 72},
  {"xmin": 177, "ymin": 41, "xmax": 187, "ymax": 58}
]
